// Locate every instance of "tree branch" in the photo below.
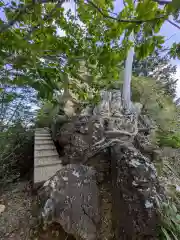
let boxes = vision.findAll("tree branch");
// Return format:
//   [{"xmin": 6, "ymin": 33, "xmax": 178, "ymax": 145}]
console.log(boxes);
[
  {"xmin": 167, "ymin": 19, "xmax": 180, "ymax": 30},
  {"xmin": 0, "ymin": 2, "xmax": 33, "ymax": 33},
  {"xmin": 153, "ymin": 0, "xmax": 172, "ymax": 5},
  {"xmin": 0, "ymin": 0, "xmax": 59, "ymax": 34},
  {"xmin": 24, "ymin": 0, "xmax": 66, "ymax": 39},
  {"xmin": 0, "ymin": 0, "xmax": 171, "ymax": 33},
  {"xmin": 87, "ymin": 0, "xmax": 167, "ymax": 23}
]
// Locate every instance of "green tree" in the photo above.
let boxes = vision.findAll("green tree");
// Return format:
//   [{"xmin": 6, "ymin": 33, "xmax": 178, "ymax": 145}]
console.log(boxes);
[
  {"xmin": 132, "ymin": 75, "xmax": 178, "ymax": 132},
  {"xmin": 133, "ymin": 49, "xmax": 178, "ymax": 98},
  {"xmin": 0, "ymin": 84, "xmax": 36, "ymax": 184},
  {"xmin": 0, "ymin": 0, "xmax": 178, "ymax": 104}
]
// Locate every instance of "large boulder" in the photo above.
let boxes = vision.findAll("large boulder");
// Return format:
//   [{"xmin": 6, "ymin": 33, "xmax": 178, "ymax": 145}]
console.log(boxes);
[
  {"xmin": 111, "ymin": 144, "xmax": 161, "ymax": 239},
  {"xmin": 38, "ymin": 89, "xmax": 165, "ymax": 240},
  {"xmin": 39, "ymin": 164, "xmax": 99, "ymax": 240}
]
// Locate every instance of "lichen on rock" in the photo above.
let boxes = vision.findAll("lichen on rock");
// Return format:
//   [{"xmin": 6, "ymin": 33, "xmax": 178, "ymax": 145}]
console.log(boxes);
[
  {"xmin": 38, "ymin": 88, "xmax": 165, "ymax": 240},
  {"xmin": 39, "ymin": 164, "xmax": 99, "ymax": 240},
  {"xmin": 111, "ymin": 144, "xmax": 160, "ymax": 239}
]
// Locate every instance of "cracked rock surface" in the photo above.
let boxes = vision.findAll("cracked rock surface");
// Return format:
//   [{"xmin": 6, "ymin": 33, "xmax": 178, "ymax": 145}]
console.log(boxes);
[
  {"xmin": 39, "ymin": 89, "xmax": 164, "ymax": 240},
  {"xmin": 39, "ymin": 164, "xmax": 100, "ymax": 240}
]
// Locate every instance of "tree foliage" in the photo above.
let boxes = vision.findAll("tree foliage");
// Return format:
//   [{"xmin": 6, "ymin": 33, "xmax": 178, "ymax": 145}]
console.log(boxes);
[
  {"xmin": 0, "ymin": 122, "xmax": 34, "ymax": 185},
  {"xmin": 133, "ymin": 48, "xmax": 178, "ymax": 99},
  {"xmin": 132, "ymin": 76, "xmax": 177, "ymax": 130},
  {"xmin": 0, "ymin": 83, "xmax": 36, "ymax": 185},
  {"xmin": 0, "ymin": 0, "xmax": 179, "ymax": 102}
]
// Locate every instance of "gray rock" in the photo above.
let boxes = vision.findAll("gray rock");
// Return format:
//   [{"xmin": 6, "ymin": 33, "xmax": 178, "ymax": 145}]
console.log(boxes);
[
  {"xmin": 111, "ymin": 144, "xmax": 161, "ymax": 239},
  {"xmin": 0, "ymin": 204, "xmax": 5, "ymax": 214},
  {"xmin": 39, "ymin": 88, "xmax": 164, "ymax": 240},
  {"xmin": 39, "ymin": 164, "xmax": 100, "ymax": 240}
]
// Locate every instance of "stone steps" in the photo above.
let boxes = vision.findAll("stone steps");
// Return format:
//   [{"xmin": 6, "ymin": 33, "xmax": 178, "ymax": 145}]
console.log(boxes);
[
  {"xmin": 34, "ymin": 128, "xmax": 63, "ymax": 184},
  {"xmin": 35, "ymin": 133, "xmax": 51, "ymax": 137},
  {"xmin": 35, "ymin": 136, "xmax": 52, "ymax": 140},
  {"xmin": 35, "ymin": 139, "xmax": 53, "ymax": 144},
  {"xmin": 34, "ymin": 144, "xmax": 57, "ymax": 151},
  {"xmin": 35, "ymin": 155, "xmax": 62, "ymax": 167},
  {"xmin": 34, "ymin": 164, "xmax": 63, "ymax": 183},
  {"xmin": 34, "ymin": 150, "xmax": 59, "ymax": 158}
]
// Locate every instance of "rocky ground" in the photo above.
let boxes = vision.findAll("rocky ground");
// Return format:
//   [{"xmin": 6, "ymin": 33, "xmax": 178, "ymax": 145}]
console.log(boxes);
[{"xmin": 0, "ymin": 181, "xmax": 74, "ymax": 240}]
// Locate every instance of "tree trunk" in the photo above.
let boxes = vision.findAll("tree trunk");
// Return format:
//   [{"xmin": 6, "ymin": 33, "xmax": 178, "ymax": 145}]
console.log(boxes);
[{"xmin": 123, "ymin": 32, "xmax": 134, "ymax": 111}]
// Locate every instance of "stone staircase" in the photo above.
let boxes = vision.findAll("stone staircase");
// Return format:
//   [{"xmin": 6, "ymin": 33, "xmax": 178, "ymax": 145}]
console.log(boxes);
[{"xmin": 34, "ymin": 128, "xmax": 63, "ymax": 185}]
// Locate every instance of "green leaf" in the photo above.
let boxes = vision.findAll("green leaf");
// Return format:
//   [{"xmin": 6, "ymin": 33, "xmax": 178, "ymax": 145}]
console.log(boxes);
[
  {"xmin": 155, "ymin": 35, "xmax": 165, "ymax": 45},
  {"xmin": 172, "ymin": 0, "xmax": 180, "ymax": 9},
  {"xmin": 0, "ymin": 1, "xmax": 4, "ymax": 7},
  {"xmin": 154, "ymin": 20, "xmax": 164, "ymax": 33},
  {"xmin": 11, "ymin": 1, "xmax": 17, "ymax": 6},
  {"xmin": 125, "ymin": 0, "xmax": 133, "ymax": 5},
  {"xmin": 170, "ymin": 43, "xmax": 179, "ymax": 59}
]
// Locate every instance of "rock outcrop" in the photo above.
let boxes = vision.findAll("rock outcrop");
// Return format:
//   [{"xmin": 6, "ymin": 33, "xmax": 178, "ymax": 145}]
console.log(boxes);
[
  {"xmin": 39, "ymin": 164, "xmax": 99, "ymax": 240},
  {"xmin": 111, "ymin": 144, "xmax": 160, "ymax": 239},
  {"xmin": 38, "ymin": 89, "xmax": 164, "ymax": 240}
]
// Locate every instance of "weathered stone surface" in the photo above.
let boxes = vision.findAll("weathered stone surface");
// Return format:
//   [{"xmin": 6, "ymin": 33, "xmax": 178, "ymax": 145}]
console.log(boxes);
[
  {"xmin": 0, "ymin": 204, "xmax": 5, "ymax": 214},
  {"xmin": 39, "ymin": 89, "xmax": 164, "ymax": 240},
  {"xmin": 111, "ymin": 144, "xmax": 160, "ymax": 239},
  {"xmin": 134, "ymin": 132, "xmax": 157, "ymax": 160},
  {"xmin": 39, "ymin": 164, "xmax": 100, "ymax": 240}
]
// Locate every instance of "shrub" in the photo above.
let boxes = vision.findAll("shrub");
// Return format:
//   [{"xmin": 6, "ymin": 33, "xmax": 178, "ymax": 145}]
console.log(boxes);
[
  {"xmin": 157, "ymin": 131, "xmax": 180, "ymax": 148},
  {"xmin": 158, "ymin": 201, "xmax": 180, "ymax": 240},
  {"xmin": 0, "ymin": 122, "xmax": 34, "ymax": 186}
]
